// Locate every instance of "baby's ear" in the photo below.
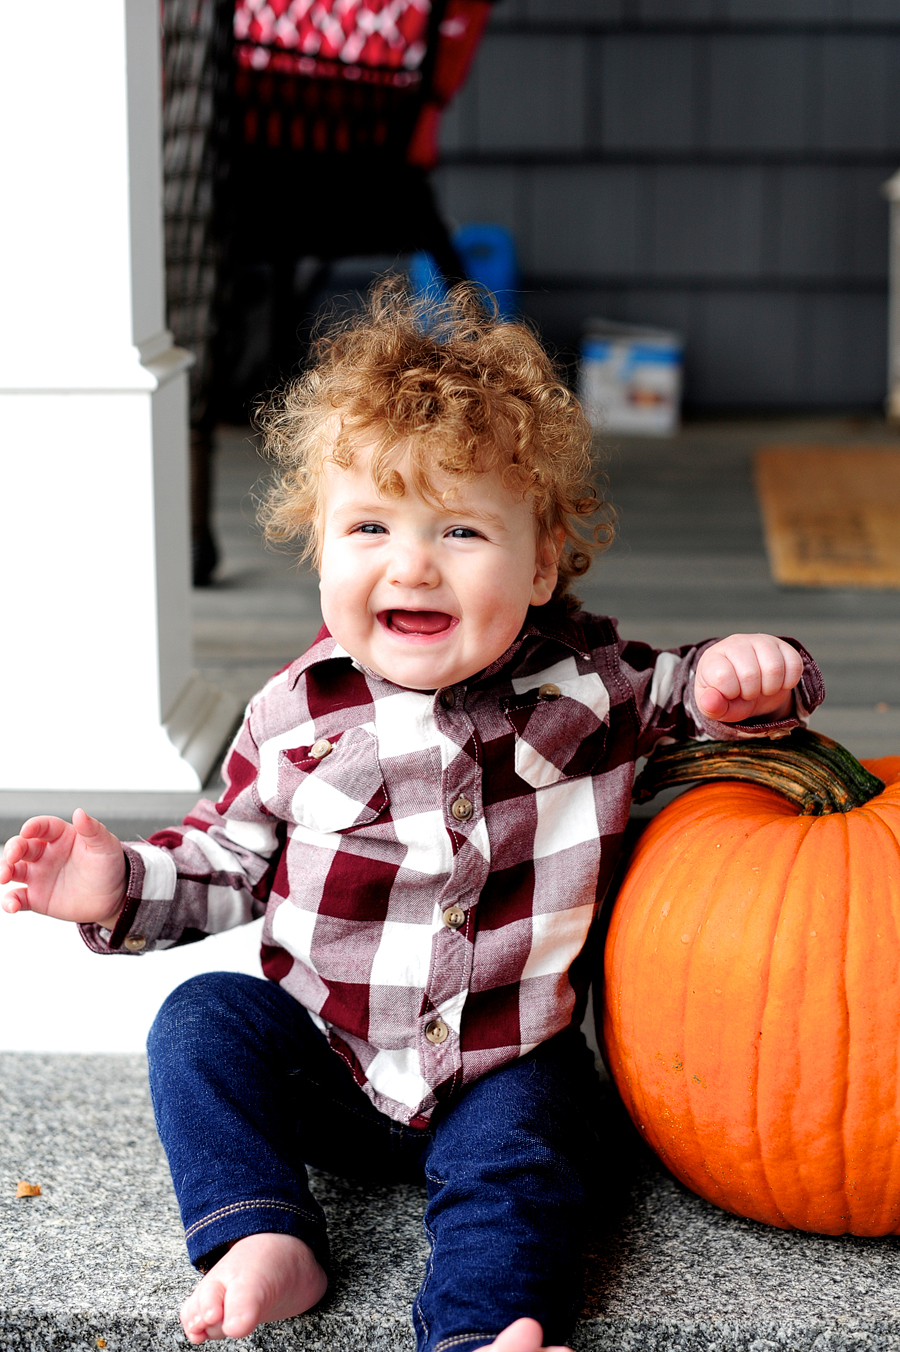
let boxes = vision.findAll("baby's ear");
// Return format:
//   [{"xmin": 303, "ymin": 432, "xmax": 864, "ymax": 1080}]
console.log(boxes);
[{"xmin": 530, "ymin": 529, "xmax": 563, "ymax": 606}]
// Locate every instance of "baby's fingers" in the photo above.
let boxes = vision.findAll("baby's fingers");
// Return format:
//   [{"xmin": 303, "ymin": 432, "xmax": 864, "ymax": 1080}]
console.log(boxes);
[
  {"xmin": 3, "ymin": 832, "xmax": 49, "ymax": 869},
  {"xmin": 1, "ymin": 888, "xmax": 30, "ymax": 915},
  {"xmin": 1, "ymin": 837, "xmax": 43, "ymax": 910},
  {"xmin": 766, "ymin": 639, "xmax": 804, "ymax": 694},
  {"xmin": 701, "ymin": 636, "xmax": 801, "ymax": 704},
  {"xmin": 727, "ymin": 635, "xmax": 803, "ymax": 700},
  {"xmin": 697, "ymin": 650, "xmax": 743, "ymax": 701},
  {"xmin": 720, "ymin": 641, "xmax": 769, "ymax": 702},
  {"xmin": 19, "ymin": 815, "xmax": 70, "ymax": 843},
  {"xmin": 694, "ymin": 684, "xmax": 731, "ymax": 719},
  {"xmin": 72, "ymin": 808, "xmax": 118, "ymax": 851},
  {"xmin": 0, "ymin": 857, "xmax": 30, "ymax": 886}
]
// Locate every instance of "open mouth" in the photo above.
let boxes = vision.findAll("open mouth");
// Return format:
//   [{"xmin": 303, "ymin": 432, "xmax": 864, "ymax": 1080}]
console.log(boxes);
[{"xmin": 380, "ymin": 610, "xmax": 457, "ymax": 637}]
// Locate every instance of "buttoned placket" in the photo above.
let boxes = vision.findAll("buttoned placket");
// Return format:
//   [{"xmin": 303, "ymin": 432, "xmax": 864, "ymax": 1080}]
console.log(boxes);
[{"xmin": 417, "ymin": 686, "xmax": 490, "ymax": 1075}]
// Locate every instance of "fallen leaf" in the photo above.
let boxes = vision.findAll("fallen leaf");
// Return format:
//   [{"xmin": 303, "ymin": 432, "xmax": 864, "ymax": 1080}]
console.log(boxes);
[
  {"xmin": 16, "ymin": 1181, "xmax": 41, "ymax": 1198},
  {"xmin": 96, "ymin": 1339, "xmax": 107, "ymax": 1348}
]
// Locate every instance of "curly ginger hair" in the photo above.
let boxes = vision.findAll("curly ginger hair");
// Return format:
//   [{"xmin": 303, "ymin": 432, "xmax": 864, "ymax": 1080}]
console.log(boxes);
[{"xmin": 257, "ymin": 278, "xmax": 614, "ymax": 599}]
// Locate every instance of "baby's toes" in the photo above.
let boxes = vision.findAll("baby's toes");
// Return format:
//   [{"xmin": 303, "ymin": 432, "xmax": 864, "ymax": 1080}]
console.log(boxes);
[
  {"xmin": 220, "ymin": 1283, "xmax": 264, "ymax": 1340},
  {"xmin": 181, "ymin": 1276, "xmax": 227, "ymax": 1341},
  {"xmin": 179, "ymin": 1311, "xmax": 210, "ymax": 1346}
]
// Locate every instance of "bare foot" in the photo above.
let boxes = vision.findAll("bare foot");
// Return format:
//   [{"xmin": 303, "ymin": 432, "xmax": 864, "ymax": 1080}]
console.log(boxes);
[
  {"xmin": 479, "ymin": 1317, "xmax": 572, "ymax": 1352},
  {"xmin": 180, "ymin": 1232, "xmax": 327, "ymax": 1344}
]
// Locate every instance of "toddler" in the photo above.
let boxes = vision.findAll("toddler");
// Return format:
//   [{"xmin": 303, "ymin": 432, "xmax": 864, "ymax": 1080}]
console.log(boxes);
[{"xmin": 1, "ymin": 283, "xmax": 824, "ymax": 1352}]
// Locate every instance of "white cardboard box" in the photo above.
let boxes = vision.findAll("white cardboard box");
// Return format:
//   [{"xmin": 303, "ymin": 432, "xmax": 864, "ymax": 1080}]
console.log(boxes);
[{"xmin": 579, "ymin": 319, "xmax": 683, "ymax": 436}]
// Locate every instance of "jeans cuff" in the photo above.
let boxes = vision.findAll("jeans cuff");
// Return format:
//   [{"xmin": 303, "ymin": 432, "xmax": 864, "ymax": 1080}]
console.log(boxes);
[{"xmin": 185, "ymin": 1198, "xmax": 329, "ymax": 1274}]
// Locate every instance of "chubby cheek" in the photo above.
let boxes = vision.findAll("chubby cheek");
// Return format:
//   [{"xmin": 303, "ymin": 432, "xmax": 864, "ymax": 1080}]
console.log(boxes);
[
  {"xmin": 318, "ymin": 563, "xmax": 372, "ymax": 645},
  {"xmin": 470, "ymin": 587, "xmax": 533, "ymax": 657},
  {"xmin": 321, "ymin": 593, "xmax": 368, "ymax": 649}
]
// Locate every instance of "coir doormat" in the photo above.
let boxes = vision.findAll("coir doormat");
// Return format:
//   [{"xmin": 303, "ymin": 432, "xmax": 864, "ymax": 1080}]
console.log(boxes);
[{"xmin": 754, "ymin": 445, "xmax": 900, "ymax": 588}]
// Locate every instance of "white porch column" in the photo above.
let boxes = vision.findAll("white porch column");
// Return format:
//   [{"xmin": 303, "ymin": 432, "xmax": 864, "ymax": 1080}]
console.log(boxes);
[{"xmin": 0, "ymin": 0, "xmax": 237, "ymax": 791}]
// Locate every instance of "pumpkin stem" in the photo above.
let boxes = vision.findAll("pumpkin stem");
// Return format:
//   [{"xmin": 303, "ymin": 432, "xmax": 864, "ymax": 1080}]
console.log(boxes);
[{"xmin": 633, "ymin": 727, "xmax": 885, "ymax": 816}]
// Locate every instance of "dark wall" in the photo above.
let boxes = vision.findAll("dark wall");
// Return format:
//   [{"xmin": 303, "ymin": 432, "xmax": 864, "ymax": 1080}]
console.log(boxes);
[{"xmin": 432, "ymin": 0, "xmax": 900, "ymax": 410}]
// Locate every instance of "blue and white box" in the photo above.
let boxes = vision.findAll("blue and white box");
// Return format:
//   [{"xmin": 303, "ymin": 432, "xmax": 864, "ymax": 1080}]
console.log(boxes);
[{"xmin": 578, "ymin": 320, "xmax": 683, "ymax": 436}]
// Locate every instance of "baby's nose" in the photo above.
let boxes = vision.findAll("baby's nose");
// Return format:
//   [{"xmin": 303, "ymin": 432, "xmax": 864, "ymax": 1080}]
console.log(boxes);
[{"xmin": 387, "ymin": 540, "xmax": 439, "ymax": 587}]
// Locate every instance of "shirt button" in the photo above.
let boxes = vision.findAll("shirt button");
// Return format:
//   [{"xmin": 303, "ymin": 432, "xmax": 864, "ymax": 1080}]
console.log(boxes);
[
  {"xmin": 538, "ymin": 682, "xmax": 561, "ymax": 701},
  {"xmin": 123, "ymin": 934, "xmax": 146, "ymax": 952},
  {"xmin": 450, "ymin": 795, "xmax": 473, "ymax": 821},
  {"xmin": 439, "ymin": 688, "xmax": 456, "ymax": 710},
  {"xmin": 425, "ymin": 1018, "xmax": 449, "ymax": 1044},
  {"xmin": 309, "ymin": 738, "xmax": 333, "ymax": 759},
  {"xmin": 442, "ymin": 905, "xmax": 466, "ymax": 930}
]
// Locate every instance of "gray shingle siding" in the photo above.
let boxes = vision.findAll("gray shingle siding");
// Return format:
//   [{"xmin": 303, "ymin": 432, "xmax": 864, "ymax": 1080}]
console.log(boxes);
[{"xmin": 433, "ymin": 3, "xmax": 900, "ymax": 407}]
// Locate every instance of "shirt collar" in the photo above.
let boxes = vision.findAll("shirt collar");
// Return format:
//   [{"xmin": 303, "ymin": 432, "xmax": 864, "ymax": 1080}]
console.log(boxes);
[
  {"xmin": 285, "ymin": 625, "xmax": 353, "ymax": 690},
  {"xmin": 474, "ymin": 602, "xmax": 591, "ymax": 685},
  {"xmin": 285, "ymin": 603, "xmax": 591, "ymax": 694}
]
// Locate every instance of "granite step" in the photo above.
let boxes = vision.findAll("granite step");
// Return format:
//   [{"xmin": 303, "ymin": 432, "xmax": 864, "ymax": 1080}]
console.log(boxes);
[{"xmin": 3, "ymin": 1053, "xmax": 900, "ymax": 1352}]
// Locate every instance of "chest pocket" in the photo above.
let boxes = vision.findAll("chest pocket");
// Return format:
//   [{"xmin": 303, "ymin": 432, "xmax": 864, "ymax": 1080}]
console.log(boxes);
[
  {"xmin": 270, "ymin": 725, "xmax": 388, "ymax": 834},
  {"xmin": 503, "ymin": 673, "xmax": 611, "ymax": 789}
]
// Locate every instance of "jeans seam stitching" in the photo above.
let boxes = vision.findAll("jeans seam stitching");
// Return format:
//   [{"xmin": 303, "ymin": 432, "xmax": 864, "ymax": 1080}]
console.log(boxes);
[
  {"xmin": 184, "ymin": 1199, "xmax": 319, "ymax": 1241},
  {"xmin": 433, "ymin": 1334, "xmax": 496, "ymax": 1352},
  {"xmin": 415, "ymin": 1217, "xmax": 437, "ymax": 1345}
]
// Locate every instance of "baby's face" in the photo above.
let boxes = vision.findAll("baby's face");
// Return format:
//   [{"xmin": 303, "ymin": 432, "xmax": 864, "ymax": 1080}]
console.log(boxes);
[{"xmin": 317, "ymin": 447, "xmax": 558, "ymax": 690}]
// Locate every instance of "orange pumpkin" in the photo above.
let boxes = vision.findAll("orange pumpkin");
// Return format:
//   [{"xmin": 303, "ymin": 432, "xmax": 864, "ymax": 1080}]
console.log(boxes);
[{"xmin": 602, "ymin": 729, "xmax": 900, "ymax": 1236}]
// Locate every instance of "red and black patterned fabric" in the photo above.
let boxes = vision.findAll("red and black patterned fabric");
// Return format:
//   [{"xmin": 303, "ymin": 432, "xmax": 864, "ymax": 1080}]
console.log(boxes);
[
  {"xmin": 82, "ymin": 607, "xmax": 823, "ymax": 1128},
  {"xmin": 234, "ymin": 0, "xmax": 432, "ymax": 77},
  {"xmin": 230, "ymin": 0, "xmax": 489, "ymax": 164}
]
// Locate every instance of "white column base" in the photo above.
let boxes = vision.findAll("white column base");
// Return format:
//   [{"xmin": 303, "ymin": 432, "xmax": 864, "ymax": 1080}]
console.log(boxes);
[
  {"xmin": 164, "ymin": 673, "xmax": 243, "ymax": 789},
  {"xmin": 1, "ymin": 677, "xmax": 240, "ymax": 793}
]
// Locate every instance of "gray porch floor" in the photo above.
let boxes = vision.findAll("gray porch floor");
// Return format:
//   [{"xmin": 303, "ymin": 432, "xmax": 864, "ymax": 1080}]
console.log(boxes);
[{"xmin": 4, "ymin": 1052, "xmax": 900, "ymax": 1352}]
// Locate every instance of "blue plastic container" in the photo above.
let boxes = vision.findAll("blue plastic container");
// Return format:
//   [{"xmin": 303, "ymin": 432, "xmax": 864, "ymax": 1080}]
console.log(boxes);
[
  {"xmin": 453, "ymin": 223, "xmax": 519, "ymax": 320},
  {"xmin": 408, "ymin": 224, "xmax": 519, "ymax": 320}
]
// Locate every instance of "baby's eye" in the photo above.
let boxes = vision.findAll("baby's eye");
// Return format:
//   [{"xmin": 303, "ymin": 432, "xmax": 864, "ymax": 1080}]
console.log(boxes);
[
  {"xmin": 356, "ymin": 523, "xmax": 387, "ymax": 535},
  {"xmin": 446, "ymin": 527, "xmax": 480, "ymax": 539}
]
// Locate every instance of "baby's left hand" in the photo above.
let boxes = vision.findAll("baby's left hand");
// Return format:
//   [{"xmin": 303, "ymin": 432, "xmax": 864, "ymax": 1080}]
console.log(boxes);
[{"xmin": 695, "ymin": 633, "xmax": 804, "ymax": 723}]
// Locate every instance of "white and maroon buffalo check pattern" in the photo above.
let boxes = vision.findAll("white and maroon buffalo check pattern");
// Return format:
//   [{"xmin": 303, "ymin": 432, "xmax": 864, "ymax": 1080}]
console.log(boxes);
[{"xmin": 83, "ymin": 607, "xmax": 823, "ymax": 1126}]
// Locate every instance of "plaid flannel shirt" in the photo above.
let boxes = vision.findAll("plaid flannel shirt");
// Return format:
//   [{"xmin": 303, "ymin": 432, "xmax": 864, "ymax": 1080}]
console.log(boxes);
[{"xmin": 83, "ymin": 605, "xmax": 824, "ymax": 1126}]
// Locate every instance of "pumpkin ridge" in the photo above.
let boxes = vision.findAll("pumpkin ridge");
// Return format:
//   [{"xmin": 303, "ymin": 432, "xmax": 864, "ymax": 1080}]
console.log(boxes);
[
  {"xmin": 604, "ymin": 830, "xmax": 697, "ymax": 1164},
  {"xmin": 880, "ymin": 806, "xmax": 900, "ymax": 1233},
  {"xmin": 612, "ymin": 799, "xmax": 798, "ymax": 1215},
  {"xmin": 726, "ymin": 813, "xmax": 810, "ymax": 1229},
  {"xmin": 602, "ymin": 823, "xmax": 689, "ymax": 1165},
  {"xmin": 677, "ymin": 841, "xmax": 738, "ymax": 1211},
  {"xmin": 844, "ymin": 806, "xmax": 900, "ymax": 1233},
  {"xmin": 836, "ymin": 811, "xmax": 851, "ymax": 1234},
  {"xmin": 650, "ymin": 821, "xmax": 749, "ymax": 1184},
  {"xmin": 680, "ymin": 820, "xmax": 757, "ymax": 1210},
  {"xmin": 757, "ymin": 811, "xmax": 851, "ymax": 1230}
]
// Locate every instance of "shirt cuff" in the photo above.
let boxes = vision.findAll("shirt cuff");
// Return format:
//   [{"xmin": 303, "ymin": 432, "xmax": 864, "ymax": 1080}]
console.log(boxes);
[
  {"xmin": 689, "ymin": 635, "xmax": 826, "ymax": 742},
  {"xmin": 78, "ymin": 842, "xmax": 177, "ymax": 954}
]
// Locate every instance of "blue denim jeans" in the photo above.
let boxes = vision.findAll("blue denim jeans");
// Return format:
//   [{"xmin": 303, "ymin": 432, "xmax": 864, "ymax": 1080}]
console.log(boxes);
[{"xmin": 146, "ymin": 972, "xmax": 603, "ymax": 1352}]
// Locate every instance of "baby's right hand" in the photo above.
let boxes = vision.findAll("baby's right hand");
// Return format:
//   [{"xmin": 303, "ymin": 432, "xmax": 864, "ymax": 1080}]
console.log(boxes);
[{"xmin": 0, "ymin": 810, "xmax": 126, "ymax": 930}]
